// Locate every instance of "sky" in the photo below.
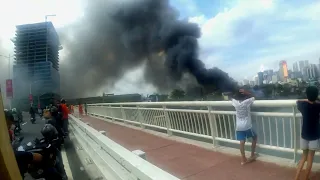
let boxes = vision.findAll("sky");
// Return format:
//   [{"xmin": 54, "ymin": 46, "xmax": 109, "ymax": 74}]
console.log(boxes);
[{"xmin": 0, "ymin": 0, "xmax": 320, "ymax": 96}]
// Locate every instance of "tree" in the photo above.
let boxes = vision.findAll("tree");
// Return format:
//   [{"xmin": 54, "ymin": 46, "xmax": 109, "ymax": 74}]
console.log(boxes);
[
  {"xmin": 261, "ymin": 84, "xmax": 274, "ymax": 98},
  {"xmin": 170, "ymin": 89, "xmax": 186, "ymax": 100}
]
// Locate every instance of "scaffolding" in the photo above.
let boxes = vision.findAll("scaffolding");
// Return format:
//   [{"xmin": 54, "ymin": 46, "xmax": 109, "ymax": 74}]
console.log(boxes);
[{"xmin": 12, "ymin": 22, "xmax": 61, "ymax": 110}]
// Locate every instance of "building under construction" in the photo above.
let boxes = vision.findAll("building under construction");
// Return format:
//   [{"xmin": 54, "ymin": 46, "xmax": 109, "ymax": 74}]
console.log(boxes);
[{"xmin": 12, "ymin": 22, "xmax": 61, "ymax": 110}]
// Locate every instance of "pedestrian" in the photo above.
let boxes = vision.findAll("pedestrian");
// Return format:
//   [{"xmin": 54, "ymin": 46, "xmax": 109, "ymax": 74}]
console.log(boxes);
[
  {"xmin": 60, "ymin": 99, "xmax": 69, "ymax": 136},
  {"xmin": 294, "ymin": 86, "xmax": 320, "ymax": 180},
  {"xmin": 84, "ymin": 103, "xmax": 88, "ymax": 115},
  {"xmin": 79, "ymin": 104, "xmax": 83, "ymax": 116},
  {"xmin": 231, "ymin": 89, "xmax": 257, "ymax": 165}
]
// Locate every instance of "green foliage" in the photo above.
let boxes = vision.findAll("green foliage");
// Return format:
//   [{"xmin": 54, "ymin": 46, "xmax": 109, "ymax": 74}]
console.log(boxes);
[{"xmin": 170, "ymin": 89, "xmax": 186, "ymax": 100}]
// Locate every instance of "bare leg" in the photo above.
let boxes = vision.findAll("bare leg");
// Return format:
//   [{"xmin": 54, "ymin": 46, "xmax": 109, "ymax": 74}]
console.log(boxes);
[
  {"xmin": 294, "ymin": 150, "xmax": 308, "ymax": 180},
  {"xmin": 304, "ymin": 150, "xmax": 315, "ymax": 180},
  {"xmin": 240, "ymin": 140, "xmax": 247, "ymax": 164},
  {"xmin": 250, "ymin": 136, "xmax": 257, "ymax": 158}
]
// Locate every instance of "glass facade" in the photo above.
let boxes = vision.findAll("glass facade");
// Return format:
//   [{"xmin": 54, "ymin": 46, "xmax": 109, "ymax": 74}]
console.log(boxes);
[{"xmin": 12, "ymin": 22, "xmax": 60, "ymax": 109}]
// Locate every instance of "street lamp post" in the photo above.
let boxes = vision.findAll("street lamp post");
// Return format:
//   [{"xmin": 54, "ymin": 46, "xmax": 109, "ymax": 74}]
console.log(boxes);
[{"xmin": 45, "ymin": 15, "xmax": 56, "ymax": 62}]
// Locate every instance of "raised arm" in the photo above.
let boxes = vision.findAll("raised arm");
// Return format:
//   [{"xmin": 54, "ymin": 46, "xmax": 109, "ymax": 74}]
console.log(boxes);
[{"xmin": 239, "ymin": 89, "xmax": 254, "ymax": 98}]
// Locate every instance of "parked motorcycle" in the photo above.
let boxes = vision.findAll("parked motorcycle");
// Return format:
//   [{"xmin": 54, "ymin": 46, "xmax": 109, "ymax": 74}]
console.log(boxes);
[
  {"xmin": 12, "ymin": 136, "xmax": 24, "ymax": 151},
  {"xmin": 15, "ymin": 124, "xmax": 64, "ymax": 180}
]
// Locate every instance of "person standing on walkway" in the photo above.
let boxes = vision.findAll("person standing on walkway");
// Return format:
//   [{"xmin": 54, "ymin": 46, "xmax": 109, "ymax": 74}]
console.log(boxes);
[
  {"xmin": 294, "ymin": 86, "xmax": 320, "ymax": 180},
  {"xmin": 79, "ymin": 103, "xmax": 83, "ymax": 116},
  {"xmin": 84, "ymin": 103, "xmax": 88, "ymax": 115},
  {"xmin": 60, "ymin": 99, "xmax": 69, "ymax": 136},
  {"xmin": 231, "ymin": 89, "xmax": 257, "ymax": 165}
]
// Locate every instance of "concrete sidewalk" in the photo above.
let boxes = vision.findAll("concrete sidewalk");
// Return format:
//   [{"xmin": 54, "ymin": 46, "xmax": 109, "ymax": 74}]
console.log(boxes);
[{"xmin": 79, "ymin": 115, "xmax": 320, "ymax": 180}]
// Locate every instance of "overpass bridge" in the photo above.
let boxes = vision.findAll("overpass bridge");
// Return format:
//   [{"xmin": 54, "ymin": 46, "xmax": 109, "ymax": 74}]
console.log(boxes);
[
  {"xmin": 11, "ymin": 100, "xmax": 320, "ymax": 179},
  {"xmin": 65, "ymin": 100, "xmax": 320, "ymax": 180}
]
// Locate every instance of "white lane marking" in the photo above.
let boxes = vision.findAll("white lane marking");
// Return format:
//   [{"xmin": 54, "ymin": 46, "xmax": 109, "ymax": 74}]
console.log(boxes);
[
  {"xmin": 22, "ymin": 122, "xmax": 27, "ymax": 126},
  {"xmin": 61, "ymin": 147, "xmax": 74, "ymax": 180}
]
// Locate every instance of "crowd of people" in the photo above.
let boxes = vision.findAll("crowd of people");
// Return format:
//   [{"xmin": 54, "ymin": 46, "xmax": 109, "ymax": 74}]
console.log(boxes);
[
  {"xmin": 5, "ymin": 98, "xmax": 70, "ymax": 179},
  {"xmin": 232, "ymin": 86, "xmax": 320, "ymax": 180}
]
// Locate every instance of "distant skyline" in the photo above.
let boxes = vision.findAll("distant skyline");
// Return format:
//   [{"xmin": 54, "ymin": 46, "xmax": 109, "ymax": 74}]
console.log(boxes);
[
  {"xmin": 184, "ymin": 0, "xmax": 320, "ymax": 82},
  {"xmin": 0, "ymin": 0, "xmax": 320, "ymax": 95}
]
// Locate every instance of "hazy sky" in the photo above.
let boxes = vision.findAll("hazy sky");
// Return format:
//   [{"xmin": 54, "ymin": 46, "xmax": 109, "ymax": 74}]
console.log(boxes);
[{"xmin": 0, "ymin": 0, "xmax": 320, "ymax": 97}]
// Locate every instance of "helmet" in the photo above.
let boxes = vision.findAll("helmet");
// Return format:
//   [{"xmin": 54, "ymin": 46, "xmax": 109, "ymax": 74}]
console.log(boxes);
[
  {"xmin": 4, "ymin": 110, "xmax": 14, "ymax": 123},
  {"xmin": 12, "ymin": 108, "xmax": 16, "ymax": 112},
  {"xmin": 41, "ymin": 124, "xmax": 58, "ymax": 141},
  {"xmin": 50, "ymin": 106, "xmax": 58, "ymax": 113}
]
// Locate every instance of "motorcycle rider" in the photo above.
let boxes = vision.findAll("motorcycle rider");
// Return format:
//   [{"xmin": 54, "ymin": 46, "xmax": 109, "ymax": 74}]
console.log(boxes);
[
  {"xmin": 17, "ymin": 108, "xmax": 23, "ymax": 122},
  {"xmin": 41, "ymin": 123, "xmax": 68, "ymax": 180},
  {"xmin": 45, "ymin": 107, "xmax": 65, "ymax": 145},
  {"xmin": 29, "ymin": 106, "xmax": 36, "ymax": 123},
  {"xmin": 5, "ymin": 109, "xmax": 15, "ymax": 142},
  {"xmin": 11, "ymin": 108, "xmax": 22, "ymax": 134},
  {"xmin": 4, "ymin": 109, "xmax": 43, "ymax": 178}
]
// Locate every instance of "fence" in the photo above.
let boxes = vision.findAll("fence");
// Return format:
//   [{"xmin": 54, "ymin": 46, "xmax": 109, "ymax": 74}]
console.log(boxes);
[
  {"xmin": 83, "ymin": 100, "xmax": 305, "ymax": 162},
  {"xmin": 69, "ymin": 113, "xmax": 179, "ymax": 180}
]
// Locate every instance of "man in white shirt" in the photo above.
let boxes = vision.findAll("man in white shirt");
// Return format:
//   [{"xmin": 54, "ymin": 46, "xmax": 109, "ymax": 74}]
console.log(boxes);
[{"xmin": 231, "ymin": 89, "xmax": 257, "ymax": 165}]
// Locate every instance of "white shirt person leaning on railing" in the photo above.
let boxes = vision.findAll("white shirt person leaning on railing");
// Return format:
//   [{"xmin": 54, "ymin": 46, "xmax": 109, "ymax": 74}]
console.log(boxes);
[{"xmin": 231, "ymin": 89, "xmax": 258, "ymax": 165}]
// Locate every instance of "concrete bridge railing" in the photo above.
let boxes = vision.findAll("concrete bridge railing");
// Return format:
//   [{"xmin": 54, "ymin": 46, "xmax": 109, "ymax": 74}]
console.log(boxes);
[
  {"xmin": 85, "ymin": 100, "xmax": 305, "ymax": 163},
  {"xmin": 68, "ymin": 113, "xmax": 180, "ymax": 180}
]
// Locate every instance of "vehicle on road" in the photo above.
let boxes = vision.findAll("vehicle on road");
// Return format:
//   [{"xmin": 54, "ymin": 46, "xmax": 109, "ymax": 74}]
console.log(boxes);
[
  {"xmin": 12, "ymin": 108, "xmax": 22, "ymax": 136},
  {"xmin": 15, "ymin": 124, "xmax": 64, "ymax": 180}
]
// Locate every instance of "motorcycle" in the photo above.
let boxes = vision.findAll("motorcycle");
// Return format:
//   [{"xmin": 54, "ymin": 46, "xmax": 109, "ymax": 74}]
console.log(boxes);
[
  {"xmin": 12, "ymin": 113, "xmax": 22, "ymax": 136},
  {"xmin": 30, "ymin": 114, "xmax": 36, "ymax": 124},
  {"xmin": 16, "ymin": 137, "xmax": 63, "ymax": 180},
  {"xmin": 12, "ymin": 136, "xmax": 24, "ymax": 151}
]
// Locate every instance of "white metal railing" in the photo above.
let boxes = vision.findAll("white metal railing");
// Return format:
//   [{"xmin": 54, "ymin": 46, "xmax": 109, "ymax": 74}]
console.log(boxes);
[
  {"xmin": 84, "ymin": 100, "xmax": 305, "ymax": 162},
  {"xmin": 68, "ymin": 114, "xmax": 180, "ymax": 180}
]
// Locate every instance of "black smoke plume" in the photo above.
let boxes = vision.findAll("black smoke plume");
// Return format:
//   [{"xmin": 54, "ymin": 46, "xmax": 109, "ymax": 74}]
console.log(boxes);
[{"xmin": 59, "ymin": 0, "xmax": 237, "ymax": 98}]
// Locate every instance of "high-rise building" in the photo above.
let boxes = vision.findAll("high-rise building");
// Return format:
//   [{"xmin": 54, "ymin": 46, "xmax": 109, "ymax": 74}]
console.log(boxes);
[
  {"xmin": 318, "ymin": 58, "xmax": 320, "ymax": 78},
  {"xmin": 13, "ymin": 22, "xmax": 61, "ymax": 109},
  {"xmin": 249, "ymin": 81, "xmax": 255, "ymax": 87},
  {"xmin": 279, "ymin": 60, "xmax": 288, "ymax": 82},
  {"xmin": 293, "ymin": 62, "xmax": 299, "ymax": 72},
  {"xmin": 304, "ymin": 60, "xmax": 309, "ymax": 67},
  {"xmin": 307, "ymin": 64, "xmax": 318, "ymax": 79},
  {"xmin": 272, "ymin": 75, "xmax": 278, "ymax": 83},
  {"xmin": 254, "ymin": 76, "xmax": 259, "ymax": 86},
  {"xmin": 243, "ymin": 79, "xmax": 249, "ymax": 85},
  {"xmin": 257, "ymin": 72, "xmax": 263, "ymax": 86},
  {"xmin": 299, "ymin": 61, "xmax": 305, "ymax": 72}
]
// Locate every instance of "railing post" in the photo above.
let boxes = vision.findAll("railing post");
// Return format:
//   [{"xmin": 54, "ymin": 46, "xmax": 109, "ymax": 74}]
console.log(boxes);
[
  {"xmin": 207, "ymin": 106, "xmax": 217, "ymax": 147},
  {"xmin": 137, "ymin": 106, "xmax": 145, "ymax": 128},
  {"xmin": 292, "ymin": 105, "xmax": 298, "ymax": 163},
  {"xmin": 120, "ymin": 105, "xmax": 127, "ymax": 122},
  {"xmin": 109, "ymin": 105, "xmax": 115, "ymax": 122},
  {"xmin": 163, "ymin": 105, "xmax": 172, "ymax": 136}
]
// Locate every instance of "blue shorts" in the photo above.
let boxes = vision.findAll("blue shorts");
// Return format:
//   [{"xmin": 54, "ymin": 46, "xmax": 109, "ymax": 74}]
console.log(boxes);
[{"xmin": 236, "ymin": 129, "xmax": 256, "ymax": 141}]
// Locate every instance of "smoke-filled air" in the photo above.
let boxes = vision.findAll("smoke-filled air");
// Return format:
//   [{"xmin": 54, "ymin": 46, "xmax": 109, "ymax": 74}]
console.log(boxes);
[{"xmin": 59, "ymin": 0, "xmax": 237, "ymax": 98}]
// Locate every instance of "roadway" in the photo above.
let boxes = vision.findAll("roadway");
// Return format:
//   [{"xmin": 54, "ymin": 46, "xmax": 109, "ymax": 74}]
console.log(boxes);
[{"xmin": 16, "ymin": 112, "xmax": 92, "ymax": 180}]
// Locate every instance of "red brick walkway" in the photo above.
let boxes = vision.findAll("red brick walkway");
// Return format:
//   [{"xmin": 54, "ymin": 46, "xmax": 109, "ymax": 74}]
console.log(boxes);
[{"xmin": 76, "ymin": 115, "xmax": 320, "ymax": 180}]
